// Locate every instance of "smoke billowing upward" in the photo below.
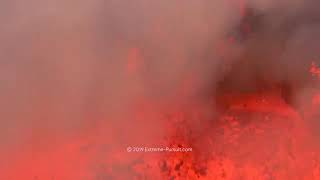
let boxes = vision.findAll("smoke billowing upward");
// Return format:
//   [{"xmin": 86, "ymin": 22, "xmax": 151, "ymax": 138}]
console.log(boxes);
[{"xmin": 1, "ymin": 0, "xmax": 320, "ymax": 179}]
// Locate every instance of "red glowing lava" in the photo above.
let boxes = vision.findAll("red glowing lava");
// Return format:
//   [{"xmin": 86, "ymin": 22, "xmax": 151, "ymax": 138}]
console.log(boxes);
[
  {"xmin": 3, "ymin": 2, "xmax": 320, "ymax": 180},
  {"xmin": 2, "ymin": 63, "xmax": 320, "ymax": 179}
]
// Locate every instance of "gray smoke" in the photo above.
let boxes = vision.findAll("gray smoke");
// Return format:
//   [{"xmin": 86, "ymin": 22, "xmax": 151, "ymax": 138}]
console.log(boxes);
[{"xmin": 1, "ymin": 0, "xmax": 320, "ymax": 178}]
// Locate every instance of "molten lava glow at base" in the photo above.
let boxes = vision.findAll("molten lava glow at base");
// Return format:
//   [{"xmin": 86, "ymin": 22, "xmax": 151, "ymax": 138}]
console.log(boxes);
[
  {"xmin": 2, "ymin": 81, "xmax": 320, "ymax": 179},
  {"xmin": 2, "ymin": 0, "xmax": 320, "ymax": 179}
]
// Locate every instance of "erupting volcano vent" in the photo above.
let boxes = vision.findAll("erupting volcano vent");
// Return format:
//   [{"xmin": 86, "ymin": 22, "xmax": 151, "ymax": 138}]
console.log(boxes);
[{"xmin": 2, "ymin": 0, "xmax": 320, "ymax": 179}]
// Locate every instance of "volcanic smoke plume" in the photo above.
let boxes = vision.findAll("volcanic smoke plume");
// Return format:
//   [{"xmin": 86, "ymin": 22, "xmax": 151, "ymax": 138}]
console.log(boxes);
[{"xmin": 1, "ymin": 0, "xmax": 320, "ymax": 179}]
